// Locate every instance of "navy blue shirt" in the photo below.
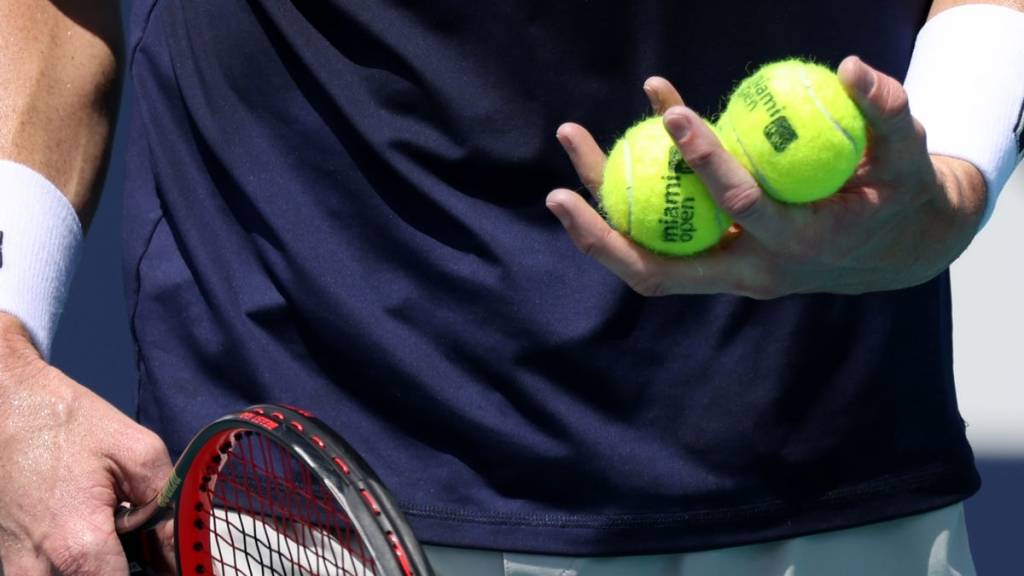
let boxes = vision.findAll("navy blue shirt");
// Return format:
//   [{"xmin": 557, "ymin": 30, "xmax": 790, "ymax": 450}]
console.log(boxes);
[{"xmin": 124, "ymin": 0, "xmax": 979, "ymax": 555}]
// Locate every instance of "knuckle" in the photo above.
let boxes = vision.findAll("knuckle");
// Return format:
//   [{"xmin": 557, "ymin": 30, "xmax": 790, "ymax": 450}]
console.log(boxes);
[
  {"xmin": 578, "ymin": 227, "xmax": 615, "ymax": 259},
  {"xmin": 735, "ymin": 280, "xmax": 765, "ymax": 300},
  {"xmin": 683, "ymin": 144, "xmax": 716, "ymax": 171},
  {"xmin": 744, "ymin": 284, "xmax": 779, "ymax": 301},
  {"xmin": 879, "ymin": 85, "xmax": 912, "ymax": 124},
  {"xmin": 629, "ymin": 271, "xmax": 667, "ymax": 298},
  {"xmin": 132, "ymin": 429, "xmax": 172, "ymax": 480},
  {"xmin": 720, "ymin": 183, "xmax": 763, "ymax": 217},
  {"xmin": 910, "ymin": 117, "xmax": 931, "ymax": 154},
  {"xmin": 911, "ymin": 117, "xmax": 927, "ymax": 143},
  {"xmin": 138, "ymin": 429, "xmax": 169, "ymax": 459}
]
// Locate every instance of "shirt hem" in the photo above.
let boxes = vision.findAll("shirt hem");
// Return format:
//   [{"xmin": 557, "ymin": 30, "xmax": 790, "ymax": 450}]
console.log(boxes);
[{"xmin": 404, "ymin": 461, "xmax": 980, "ymax": 556}]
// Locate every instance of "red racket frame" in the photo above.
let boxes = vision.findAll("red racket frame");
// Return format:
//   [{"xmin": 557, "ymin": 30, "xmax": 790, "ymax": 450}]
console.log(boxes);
[{"xmin": 123, "ymin": 404, "xmax": 432, "ymax": 576}]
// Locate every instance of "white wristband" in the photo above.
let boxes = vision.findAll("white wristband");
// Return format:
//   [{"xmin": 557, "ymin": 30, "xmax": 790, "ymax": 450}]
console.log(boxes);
[
  {"xmin": 0, "ymin": 160, "xmax": 83, "ymax": 359},
  {"xmin": 904, "ymin": 4, "xmax": 1024, "ymax": 230}
]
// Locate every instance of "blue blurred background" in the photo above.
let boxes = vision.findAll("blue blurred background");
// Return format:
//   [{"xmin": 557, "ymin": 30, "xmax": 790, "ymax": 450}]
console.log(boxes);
[{"xmin": 51, "ymin": 19, "xmax": 1022, "ymax": 575}]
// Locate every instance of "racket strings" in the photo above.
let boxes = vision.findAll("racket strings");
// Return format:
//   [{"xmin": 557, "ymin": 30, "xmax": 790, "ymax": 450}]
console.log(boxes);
[{"xmin": 205, "ymin": 431, "xmax": 380, "ymax": 575}]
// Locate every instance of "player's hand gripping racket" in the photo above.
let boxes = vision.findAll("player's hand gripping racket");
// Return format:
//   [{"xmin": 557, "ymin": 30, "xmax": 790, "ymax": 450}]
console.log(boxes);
[{"xmin": 116, "ymin": 404, "xmax": 433, "ymax": 576}]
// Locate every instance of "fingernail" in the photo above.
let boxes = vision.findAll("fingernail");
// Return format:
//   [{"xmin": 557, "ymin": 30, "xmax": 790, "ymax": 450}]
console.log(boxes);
[
  {"xmin": 556, "ymin": 129, "xmax": 574, "ymax": 152},
  {"xmin": 644, "ymin": 82, "xmax": 661, "ymax": 109},
  {"xmin": 546, "ymin": 201, "xmax": 570, "ymax": 228},
  {"xmin": 664, "ymin": 110, "xmax": 690, "ymax": 142},
  {"xmin": 855, "ymin": 61, "xmax": 876, "ymax": 97}
]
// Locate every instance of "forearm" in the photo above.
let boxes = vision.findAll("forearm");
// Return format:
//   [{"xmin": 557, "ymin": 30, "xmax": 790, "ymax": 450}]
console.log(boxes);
[
  {"xmin": 0, "ymin": 0, "xmax": 123, "ymax": 230},
  {"xmin": 929, "ymin": 0, "xmax": 1024, "ymax": 19},
  {"xmin": 927, "ymin": 156, "xmax": 989, "ymax": 265}
]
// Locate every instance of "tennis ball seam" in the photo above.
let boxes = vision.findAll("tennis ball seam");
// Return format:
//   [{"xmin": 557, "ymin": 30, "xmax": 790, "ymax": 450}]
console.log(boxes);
[
  {"xmin": 624, "ymin": 136, "xmax": 635, "ymax": 236},
  {"xmin": 798, "ymin": 67, "xmax": 861, "ymax": 164},
  {"xmin": 601, "ymin": 117, "xmax": 732, "ymax": 255},
  {"xmin": 721, "ymin": 63, "xmax": 864, "ymax": 202}
]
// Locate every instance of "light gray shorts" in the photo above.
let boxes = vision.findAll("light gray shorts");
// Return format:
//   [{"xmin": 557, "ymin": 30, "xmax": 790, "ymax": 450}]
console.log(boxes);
[{"xmin": 423, "ymin": 503, "xmax": 974, "ymax": 576}]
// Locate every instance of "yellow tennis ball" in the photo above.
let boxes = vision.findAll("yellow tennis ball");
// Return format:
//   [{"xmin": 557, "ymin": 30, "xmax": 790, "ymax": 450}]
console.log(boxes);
[
  {"xmin": 717, "ymin": 59, "xmax": 867, "ymax": 203},
  {"xmin": 600, "ymin": 117, "xmax": 732, "ymax": 256}
]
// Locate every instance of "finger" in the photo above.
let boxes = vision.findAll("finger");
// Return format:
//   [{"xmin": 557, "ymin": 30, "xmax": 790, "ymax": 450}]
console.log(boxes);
[
  {"xmin": 547, "ymin": 188, "xmax": 787, "ymax": 297},
  {"xmin": 555, "ymin": 123, "xmax": 607, "ymax": 198},
  {"xmin": 154, "ymin": 518, "xmax": 177, "ymax": 572},
  {"xmin": 838, "ymin": 56, "xmax": 923, "ymax": 154},
  {"xmin": 118, "ymin": 518, "xmax": 178, "ymax": 575},
  {"xmin": 546, "ymin": 188, "xmax": 667, "ymax": 293},
  {"xmin": 125, "ymin": 519, "xmax": 177, "ymax": 574},
  {"xmin": 643, "ymin": 76, "xmax": 684, "ymax": 115},
  {"xmin": 662, "ymin": 105, "xmax": 794, "ymax": 242}
]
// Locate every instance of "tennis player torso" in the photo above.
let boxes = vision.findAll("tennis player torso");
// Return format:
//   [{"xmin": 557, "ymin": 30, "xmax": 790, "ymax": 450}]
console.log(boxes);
[{"xmin": 124, "ymin": 0, "xmax": 978, "ymax": 555}]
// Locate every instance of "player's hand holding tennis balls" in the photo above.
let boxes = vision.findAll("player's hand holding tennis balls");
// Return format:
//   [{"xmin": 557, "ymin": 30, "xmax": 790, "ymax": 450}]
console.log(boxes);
[
  {"xmin": 548, "ymin": 56, "xmax": 986, "ymax": 297},
  {"xmin": 597, "ymin": 59, "xmax": 866, "ymax": 257},
  {"xmin": 0, "ymin": 313, "xmax": 173, "ymax": 576}
]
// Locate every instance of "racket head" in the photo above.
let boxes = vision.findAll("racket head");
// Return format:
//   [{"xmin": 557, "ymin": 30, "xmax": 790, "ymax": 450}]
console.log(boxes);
[{"xmin": 168, "ymin": 404, "xmax": 432, "ymax": 576}]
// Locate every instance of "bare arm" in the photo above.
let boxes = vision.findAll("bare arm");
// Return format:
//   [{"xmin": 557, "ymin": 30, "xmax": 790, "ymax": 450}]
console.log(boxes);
[
  {"xmin": 929, "ymin": 0, "xmax": 1024, "ymax": 19},
  {"xmin": 0, "ymin": 0, "xmax": 122, "ymax": 230},
  {"xmin": 547, "ymin": 1, "xmax": 1023, "ymax": 298},
  {"xmin": 0, "ymin": 5, "xmax": 172, "ymax": 575}
]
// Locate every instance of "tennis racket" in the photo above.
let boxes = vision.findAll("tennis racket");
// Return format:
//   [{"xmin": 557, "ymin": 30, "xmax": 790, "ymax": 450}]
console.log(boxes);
[{"xmin": 117, "ymin": 404, "xmax": 433, "ymax": 576}]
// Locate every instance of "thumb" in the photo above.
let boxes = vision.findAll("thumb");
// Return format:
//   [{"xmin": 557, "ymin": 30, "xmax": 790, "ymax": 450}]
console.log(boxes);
[
  {"xmin": 838, "ymin": 55, "xmax": 922, "ymax": 153},
  {"xmin": 110, "ymin": 428, "xmax": 174, "ymax": 573},
  {"xmin": 114, "ymin": 427, "xmax": 173, "ymax": 508}
]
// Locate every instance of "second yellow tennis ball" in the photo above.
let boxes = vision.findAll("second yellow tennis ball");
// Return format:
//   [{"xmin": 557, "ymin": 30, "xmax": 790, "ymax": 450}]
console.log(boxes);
[
  {"xmin": 601, "ymin": 117, "xmax": 732, "ymax": 256},
  {"xmin": 717, "ymin": 59, "xmax": 867, "ymax": 203}
]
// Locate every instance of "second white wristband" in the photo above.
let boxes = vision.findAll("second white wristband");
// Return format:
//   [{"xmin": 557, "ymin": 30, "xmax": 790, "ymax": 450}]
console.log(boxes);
[{"xmin": 904, "ymin": 4, "xmax": 1024, "ymax": 229}]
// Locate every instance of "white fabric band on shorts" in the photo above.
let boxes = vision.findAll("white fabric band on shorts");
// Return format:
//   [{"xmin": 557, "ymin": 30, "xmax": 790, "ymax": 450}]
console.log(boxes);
[
  {"xmin": 904, "ymin": 4, "xmax": 1024, "ymax": 230},
  {"xmin": 0, "ymin": 160, "xmax": 83, "ymax": 359}
]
